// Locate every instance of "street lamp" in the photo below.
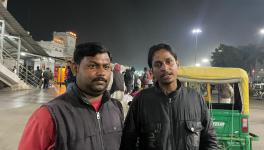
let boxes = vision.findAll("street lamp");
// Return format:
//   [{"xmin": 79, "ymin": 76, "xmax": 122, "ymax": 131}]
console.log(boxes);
[
  {"xmin": 260, "ymin": 29, "xmax": 264, "ymax": 35},
  {"xmin": 192, "ymin": 28, "xmax": 202, "ymax": 65},
  {"xmin": 202, "ymin": 58, "xmax": 209, "ymax": 63},
  {"xmin": 195, "ymin": 63, "xmax": 201, "ymax": 67}
]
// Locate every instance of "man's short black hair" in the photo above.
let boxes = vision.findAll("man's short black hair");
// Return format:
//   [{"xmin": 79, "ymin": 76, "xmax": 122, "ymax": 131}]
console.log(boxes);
[
  {"xmin": 148, "ymin": 43, "xmax": 177, "ymax": 68},
  {"xmin": 73, "ymin": 42, "xmax": 112, "ymax": 65}
]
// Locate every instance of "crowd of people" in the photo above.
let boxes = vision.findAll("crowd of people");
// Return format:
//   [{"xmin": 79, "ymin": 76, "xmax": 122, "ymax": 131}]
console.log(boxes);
[
  {"xmin": 18, "ymin": 42, "xmax": 218, "ymax": 150},
  {"xmin": 34, "ymin": 66, "xmax": 54, "ymax": 89},
  {"xmin": 11, "ymin": 65, "xmax": 54, "ymax": 89}
]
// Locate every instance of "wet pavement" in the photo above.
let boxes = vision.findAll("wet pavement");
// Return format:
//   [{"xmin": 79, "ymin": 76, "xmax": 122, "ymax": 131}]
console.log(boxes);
[
  {"xmin": 0, "ymin": 84, "xmax": 65, "ymax": 150},
  {"xmin": 248, "ymin": 98, "xmax": 264, "ymax": 150},
  {"xmin": 0, "ymin": 84, "xmax": 66, "ymax": 110},
  {"xmin": 0, "ymin": 85, "xmax": 263, "ymax": 150}
]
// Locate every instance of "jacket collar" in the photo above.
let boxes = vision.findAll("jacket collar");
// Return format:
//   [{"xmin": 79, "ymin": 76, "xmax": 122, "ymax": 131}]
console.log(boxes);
[{"xmin": 154, "ymin": 79, "xmax": 182, "ymax": 98}]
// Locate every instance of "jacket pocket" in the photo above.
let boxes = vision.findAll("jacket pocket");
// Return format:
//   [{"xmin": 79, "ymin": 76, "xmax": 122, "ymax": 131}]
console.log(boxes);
[
  {"xmin": 101, "ymin": 102, "xmax": 123, "ymax": 134},
  {"xmin": 185, "ymin": 121, "xmax": 203, "ymax": 148},
  {"xmin": 103, "ymin": 124, "xmax": 122, "ymax": 134},
  {"xmin": 141, "ymin": 123, "xmax": 162, "ymax": 149}
]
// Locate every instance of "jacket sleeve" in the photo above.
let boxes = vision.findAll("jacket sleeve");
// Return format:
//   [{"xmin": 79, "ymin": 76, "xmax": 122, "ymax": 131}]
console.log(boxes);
[
  {"xmin": 199, "ymin": 95, "xmax": 219, "ymax": 150},
  {"xmin": 119, "ymin": 96, "xmax": 140, "ymax": 150}
]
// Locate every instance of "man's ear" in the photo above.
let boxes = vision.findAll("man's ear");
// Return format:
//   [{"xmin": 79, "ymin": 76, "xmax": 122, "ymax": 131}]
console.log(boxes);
[
  {"xmin": 176, "ymin": 60, "xmax": 180, "ymax": 67},
  {"xmin": 110, "ymin": 63, "xmax": 114, "ymax": 71},
  {"xmin": 150, "ymin": 68, "xmax": 153, "ymax": 74}
]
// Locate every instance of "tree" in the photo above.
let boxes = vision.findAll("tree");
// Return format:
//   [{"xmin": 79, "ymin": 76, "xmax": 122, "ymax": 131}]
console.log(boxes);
[{"xmin": 211, "ymin": 44, "xmax": 264, "ymax": 72}]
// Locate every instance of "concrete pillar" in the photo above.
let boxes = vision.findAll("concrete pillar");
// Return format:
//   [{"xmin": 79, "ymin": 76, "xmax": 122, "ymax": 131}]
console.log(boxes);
[
  {"xmin": 16, "ymin": 38, "xmax": 21, "ymax": 75},
  {"xmin": 0, "ymin": 20, "xmax": 4, "ymax": 63}
]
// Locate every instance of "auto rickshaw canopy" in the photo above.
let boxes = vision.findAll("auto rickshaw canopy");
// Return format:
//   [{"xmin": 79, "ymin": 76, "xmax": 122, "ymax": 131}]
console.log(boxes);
[{"xmin": 178, "ymin": 67, "xmax": 249, "ymax": 115}]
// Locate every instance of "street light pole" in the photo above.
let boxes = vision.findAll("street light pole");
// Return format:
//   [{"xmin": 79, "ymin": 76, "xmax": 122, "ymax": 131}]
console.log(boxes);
[
  {"xmin": 195, "ymin": 33, "xmax": 198, "ymax": 64},
  {"xmin": 192, "ymin": 28, "xmax": 202, "ymax": 65}
]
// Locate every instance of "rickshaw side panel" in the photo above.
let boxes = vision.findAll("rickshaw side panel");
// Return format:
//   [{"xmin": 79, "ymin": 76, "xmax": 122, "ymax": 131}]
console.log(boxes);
[
  {"xmin": 211, "ymin": 109, "xmax": 241, "ymax": 135},
  {"xmin": 211, "ymin": 109, "xmax": 252, "ymax": 150}
]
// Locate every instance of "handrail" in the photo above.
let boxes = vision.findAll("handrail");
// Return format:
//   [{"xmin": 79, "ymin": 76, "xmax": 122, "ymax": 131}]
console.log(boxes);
[{"xmin": 2, "ymin": 48, "xmax": 41, "ymax": 87}]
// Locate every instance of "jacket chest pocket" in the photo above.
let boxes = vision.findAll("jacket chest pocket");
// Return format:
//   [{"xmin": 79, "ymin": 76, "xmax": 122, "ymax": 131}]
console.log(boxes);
[
  {"xmin": 185, "ymin": 121, "xmax": 203, "ymax": 149},
  {"xmin": 100, "ymin": 108, "xmax": 123, "ymax": 150},
  {"xmin": 141, "ymin": 122, "xmax": 162, "ymax": 149},
  {"xmin": 101, "ymin": 107, "xmax": 123, "ymax": 134}
]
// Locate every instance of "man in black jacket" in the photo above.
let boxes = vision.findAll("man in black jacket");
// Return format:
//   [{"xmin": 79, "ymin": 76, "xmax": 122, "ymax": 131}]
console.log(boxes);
[
  {"xmin": 19, "ymin": 42, "xmax": 123, "ymax": 150},
  {"xmin": 120, "ymin": 43, "xmax": 218, "ymax": 150}
]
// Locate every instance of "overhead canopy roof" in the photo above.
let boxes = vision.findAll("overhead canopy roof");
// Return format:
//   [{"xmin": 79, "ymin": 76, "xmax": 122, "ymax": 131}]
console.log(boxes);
[
  {"xmin": 178, "ymin": 66, "xmax": 249, "ymax": 115},
  {"xmin": 178, "ymin": 66, "xmax": 248, "ymax": 81},
  {"xmin": 0, "ymin": 3, "xmax": 49, "ymax": 57}
]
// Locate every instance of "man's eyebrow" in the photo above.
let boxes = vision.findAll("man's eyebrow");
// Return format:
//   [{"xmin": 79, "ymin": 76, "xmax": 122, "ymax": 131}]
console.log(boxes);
[
  {"xmin": 154, "ymin": 60, "xmax": 162, "ymax": 63},
  {"xmin": 88, "ymin": 60, "xmax": 97, "ymax": 64},
  {"xmin": 88, "ymin": 60, "xmax": 110, "ymax": 65}
]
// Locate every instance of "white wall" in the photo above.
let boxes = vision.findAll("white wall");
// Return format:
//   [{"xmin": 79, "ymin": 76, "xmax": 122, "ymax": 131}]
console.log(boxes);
[{"xmin": 1, "ymin": 0, "xmax": 8, "ymax": 8}]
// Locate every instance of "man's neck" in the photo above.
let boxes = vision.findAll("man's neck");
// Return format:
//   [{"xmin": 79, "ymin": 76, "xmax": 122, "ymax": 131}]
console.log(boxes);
[
  {"xmin": 84, "ymin": 93, "xmax": 103, "ymax": 103},
  {"xmin": 75, "ymin": 82, "xmax": 104, "ymax": 103},
  {"xmin": 159, "ymin": 81, "xmax": 177, "ymax": 95}
]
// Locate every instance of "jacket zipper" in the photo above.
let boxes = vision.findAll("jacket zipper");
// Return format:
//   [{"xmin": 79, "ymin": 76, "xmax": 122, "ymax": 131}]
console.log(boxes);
[
  {"xmin": 168, "ymin": 98, "xmax": 175, "ymax": 150},
  {"xmin": 97, "ymin": 112, "xmax": 105, "ymax": 150}
]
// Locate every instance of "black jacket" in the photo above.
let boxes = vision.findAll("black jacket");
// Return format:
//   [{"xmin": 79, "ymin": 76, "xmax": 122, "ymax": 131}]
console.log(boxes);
[
  {"xmin": 120, "ymin": 80, "xmax": 218, "ymax": 150},
  {"xmin": 46, "ymin": 83, "xmax": 123, "ymax": 150}
]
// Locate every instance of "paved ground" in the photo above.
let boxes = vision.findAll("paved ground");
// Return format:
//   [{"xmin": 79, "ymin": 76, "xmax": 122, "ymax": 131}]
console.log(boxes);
[
  {"xmin": 0, "ymin": 84, "xmax": 65, "ymax": 150},
  {"xmin": 248, "ymin": 98, "xmax": 264, "ymax": 150},
  {"xmin": 0, "ymin": 85, "xmax": 263, "ymax": 150}
]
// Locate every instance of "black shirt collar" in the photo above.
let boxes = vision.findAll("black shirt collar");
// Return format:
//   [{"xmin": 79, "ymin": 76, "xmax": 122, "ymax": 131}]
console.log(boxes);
[{"xmin": 155, "ymin": 79, "xmax": 182, "ymax": 98}]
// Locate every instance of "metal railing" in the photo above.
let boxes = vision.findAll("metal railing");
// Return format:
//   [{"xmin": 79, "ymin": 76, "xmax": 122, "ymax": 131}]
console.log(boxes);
[{"xmin": 2, "ymin": 48, "xmax": 41, "ymax": 87}]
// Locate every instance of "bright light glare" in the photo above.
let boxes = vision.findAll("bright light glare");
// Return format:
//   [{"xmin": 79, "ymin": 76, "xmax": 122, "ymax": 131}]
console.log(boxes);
[
  {"xmin": 192, "ymin": 28, "xmax": 202, "ymax": 34},
  {"xmin": 195, "ymin": 63, "xmax": 201, "ymax": 67},
  {"xmin": 21, "ymin": 52, "xmax": 26, "ymax": 56},
  {"xmin": 202, "ymin": 58, "xmax": 209, "ymax": 63},
  {"xmin": 260, "ymin": 29, "xmax": 264, "ymax": 34}
]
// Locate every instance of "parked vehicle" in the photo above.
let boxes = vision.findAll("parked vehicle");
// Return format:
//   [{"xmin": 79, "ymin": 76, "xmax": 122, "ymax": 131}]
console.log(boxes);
[
  {"xmin": 178, "ymin": 67, "xmax": 259, "ymax": 150},
  {"xmin": 252, "ymin": 83, "xmax": 264, "ymax": 99}
]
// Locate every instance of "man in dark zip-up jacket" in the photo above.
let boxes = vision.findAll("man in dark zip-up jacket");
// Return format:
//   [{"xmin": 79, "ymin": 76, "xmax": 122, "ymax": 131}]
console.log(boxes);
[
  {"xmin": 120, "ymin": 43, "xmax": 218, "ymax": 150},
  {"xmin": 19, "ymin": 42, "xmax": 123, "ymax": 150}
]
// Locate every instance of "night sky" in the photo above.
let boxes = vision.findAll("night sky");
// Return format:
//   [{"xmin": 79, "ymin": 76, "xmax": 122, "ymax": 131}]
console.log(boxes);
[{"xmin": 7, "ymin": 0, "xmax": 264, "ymax": 69}]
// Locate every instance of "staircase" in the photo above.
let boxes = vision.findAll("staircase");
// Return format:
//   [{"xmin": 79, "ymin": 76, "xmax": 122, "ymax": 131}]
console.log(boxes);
[{"xmin": 0, "ymin": 48, "xmax": 41, "ymax": 91}]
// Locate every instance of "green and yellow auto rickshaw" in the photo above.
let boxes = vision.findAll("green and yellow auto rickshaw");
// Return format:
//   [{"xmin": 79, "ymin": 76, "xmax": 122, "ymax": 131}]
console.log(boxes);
[{"xmin": 178, "ymin": 67, "xmax": 259, "ymax": 150}]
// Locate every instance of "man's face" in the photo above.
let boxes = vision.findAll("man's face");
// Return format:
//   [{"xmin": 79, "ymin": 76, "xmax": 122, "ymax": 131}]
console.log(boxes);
[
  {"xmin": 75, "ymin": 53, "xmax": 112, "ymax": 96},
  {"xmin": 151, "ymin": 49, "xmax": 178, "ymax": 86}
]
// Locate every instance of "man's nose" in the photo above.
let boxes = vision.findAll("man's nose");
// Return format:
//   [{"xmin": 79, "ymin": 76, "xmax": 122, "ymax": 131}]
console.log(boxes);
[
  {"xmin": 96, "ymin": 66, "xmax": 107, "ymax": 75},
  {"xmin": 160, "ymin": 63, "xmax": 169, "ymax": 71}
]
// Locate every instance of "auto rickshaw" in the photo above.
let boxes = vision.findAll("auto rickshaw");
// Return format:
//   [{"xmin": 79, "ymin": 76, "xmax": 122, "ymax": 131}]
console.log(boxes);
[{"xmin": 178, "ymin": 67, "xmax": 259, "ymax": 150}]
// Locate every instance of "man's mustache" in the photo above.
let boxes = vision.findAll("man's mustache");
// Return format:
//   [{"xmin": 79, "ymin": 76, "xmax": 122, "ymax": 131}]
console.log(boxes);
[
  {"xmin": 92, "ymin": 77, "xmax": 107, "ymax": 83},
  {"xmin": 161, "ymin": 72, "xmax": 173, "ymax": 78}
]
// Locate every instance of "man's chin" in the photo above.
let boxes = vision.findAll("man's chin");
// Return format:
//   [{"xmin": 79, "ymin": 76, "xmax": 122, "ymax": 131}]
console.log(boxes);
[
  {"xmin": 160, "ymin": 79, "xmax": 174, "ymax": 85},
  {"xmin": 92, "ymin": 86, "xmax": 107, "ymax": 93}
]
